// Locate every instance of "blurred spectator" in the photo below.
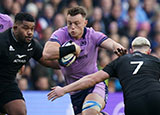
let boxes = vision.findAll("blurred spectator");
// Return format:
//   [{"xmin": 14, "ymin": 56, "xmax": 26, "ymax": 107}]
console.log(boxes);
[
  {"xmin": 104, "ymin": 4, "xmax": 123, "ymax": 34},
  {"xmin": 40, "ymin": 26, "xmax": 53, "ymax": 46},
  {"xmin": 34, "ymin": 0, "xmax": 44, "ymax": 18},
  {"xmin": 122, "ymin": 6, "xmax": 136, "ymax": 25},
  {"xmin": 17, "ymin": 64, "xmax": 34, "ymax": 90},
  {"xmin": 25, "ymin": 3, "xmax": 40, "ymax": 40},
  {"xmin": 137, "ymin": 21, "xmax": 151, "ymax": 38},
  {"xmin": 108, "ymin": 21, "xmax": 119, "ymax": 36},
  {"xmin": 49, "ymin": 0, "xmax": 65, "ymax": 13},
  {"xmin": 137, "ymin": 30, "xmax": 148, "ymax": 38},
  {"xmin": 151, "ymin": 20, "xmax": 160, "ymax": 38},
  {"xmin": 152, "ymin": 32, "xmax": 160, "ymax": 50},
  {"xmin": 25, "ymin": 3, "xmax": 38, "ymax": 20},
  {"xmin": 142, "ymin": 0, "xmax": 159, "ymax": 22},
  {"xmin": 10, "ymin": 2, "xmax": 21, "ymax": 19},
  {"xmin": 0, "ymin": 0, "xmax": 13, "ymax": 14},
  {"xmin": 36, "ymin": 4, "xmax": 55, "ymax": 38},
  {"xmin": 120, "ymin": 36, "xmax": 129, "ymax": 50},
  {"xmin": 67, "ymin": 0, "xmax": 79, "ymax": 8},
  {"xmin": 88, "ymin": 7, "xmax": 106, "ymax": 33},
  {"xmin": 98, "ymin": 49, "xmax": 111, "ymax": 69},
  {"xmin": 122, "ymin": 0, "xmax": 148, "ymax": 23},
  {"xmin": 35, "ymin": 76, "xmax": 50, "ymax": 90},
  {"xmin": 52, "ymin": 70, "xmax": 65, "ymax": 87},
  {"xmin": 100, "ymin": 0, "xmax": 112, "ymax": 18},
  {"xmin": 91, "ymin": 21, "xmax": 104, "ymax": 33},
  {"xmin": 17, "ymin": 77, "xmax": 28, "ymax": 91},
  {"xmin": 122, "ymin": 18, "xmax": 138, "ymax": 47},
  {"xmin": 80, "ymin": 0, "xmax": 93, "ymax": 18},
  {"xmin": 151, "ymin": 8, "xmax": 160, "ymax": 27},
  {"xmin": 15, "ymin": 0, "xmax": 27, "ymax": 8},
  {"xmin": 151, "ymin": 46, "xmax": 160, "ymax": 58},
  {"xmin": 53, "ymin": 13, "xmax": 66, "ymax": 31}
]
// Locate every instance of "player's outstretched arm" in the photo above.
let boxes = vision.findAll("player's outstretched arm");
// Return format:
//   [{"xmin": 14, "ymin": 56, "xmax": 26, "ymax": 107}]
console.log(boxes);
[
  {"xmin": 38, "ymin": 57, "xmax": 60, "ymax": 69},
  {"xmin": 47, "ymin": 70, "xmax": 109, "ymax": 101},
  {"xmin": 43, "ymin": 41, "xmax": 81, "ymax": 60},
  {"xmin": 43, "ymin": 41, "xmax": 61, "ymax": 60},
  {"xmin": 101, "ymin": 38, "xmax": 127, "ymax": 56}
]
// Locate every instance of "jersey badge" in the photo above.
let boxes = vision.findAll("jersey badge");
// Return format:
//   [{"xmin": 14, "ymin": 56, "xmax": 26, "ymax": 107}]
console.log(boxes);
[
  {"xmin": 28, "ymin": 43, "xmax": 32, "ymax": 47},
  {"xmin": 27, "ymin": 48, "xmax": 33, "ymax": 51},
  {"xmin": 16, "ymin": 54, "xmax": 26, "ymax": 58},
  {"xmin": 9, "ymin": 45, "xmax": 15, "ymax": 51}
]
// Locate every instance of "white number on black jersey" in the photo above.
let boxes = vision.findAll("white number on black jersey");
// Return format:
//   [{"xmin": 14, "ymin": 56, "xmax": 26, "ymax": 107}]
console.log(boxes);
[{"xmin": 130, "ymin": 61, "xmax": 144, "ymax": 75}]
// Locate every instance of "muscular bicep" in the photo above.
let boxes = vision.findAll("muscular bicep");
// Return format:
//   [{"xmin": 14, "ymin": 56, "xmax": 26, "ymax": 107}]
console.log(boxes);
[{"xmin": 43, "ymin": 41, "xmax": 61, "ymax": 60}]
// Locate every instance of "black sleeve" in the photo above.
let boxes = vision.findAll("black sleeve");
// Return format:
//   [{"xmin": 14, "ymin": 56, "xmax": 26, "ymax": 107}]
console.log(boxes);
[
  {"xmin": 32, "ymin": 39, "xmax": 43, "ymax": 61},
  {"xmin": 103, "ymin": 59, "xmax": 118, "ymax": 78}
]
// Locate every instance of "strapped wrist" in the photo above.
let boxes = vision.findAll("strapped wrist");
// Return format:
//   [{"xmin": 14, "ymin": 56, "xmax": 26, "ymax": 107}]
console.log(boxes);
[{"xmin": 59, "ymin": 45, "xmax": 76, "ymax": 58}]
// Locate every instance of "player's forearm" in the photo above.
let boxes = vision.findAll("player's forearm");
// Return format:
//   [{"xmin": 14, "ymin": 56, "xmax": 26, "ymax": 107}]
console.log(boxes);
[
  {"xmin": 101, "ymin": 38, "xmax": 125, "ymax": 51},
  {"xmin": 39, "ymin": 57, "xmax": 60, "ymax": 69},
  {"xmin": 63, "ymin": 75, "xmax": 96, "ymax": 94},
  {"xmin": 43, "ymin": 41, "xmax": 60, "ymax": 60},
  {"xmin": 113, "ymin": 41, "xmax": 125, "ymax": 50}
]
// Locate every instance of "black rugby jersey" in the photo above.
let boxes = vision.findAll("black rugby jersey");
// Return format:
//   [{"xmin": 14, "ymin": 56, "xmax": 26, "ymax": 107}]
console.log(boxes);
[
  {"xmin": 103, "ymin": 51, "xmax": 160, "ymax": 101},
  {"xmin": 0, "ymin": 28, "xmax": 43, "ymax": 81}
]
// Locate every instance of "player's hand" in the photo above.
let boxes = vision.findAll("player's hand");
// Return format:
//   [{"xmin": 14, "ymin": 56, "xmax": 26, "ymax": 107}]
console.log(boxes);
[
  {"xmin": 18, "ymin": 65, "xmax": 25, "ymax": 75},
  {"xmin": 47, "ymin": 86, "xmax": 65, "ymax": 101},
  {"xmin": 114, "ymin": 48, "xmax": 127, "ymax": 57},
  {"xmin": 72, "ymin": 42, "xmax": 81, "ymax": 57}
]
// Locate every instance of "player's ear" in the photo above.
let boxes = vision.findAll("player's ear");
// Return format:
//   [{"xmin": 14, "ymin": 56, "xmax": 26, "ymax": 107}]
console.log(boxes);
[
  {"xmin": 147, "ymin": 49, "xmax": 151, "ymax": 54},
  {"xmin": 84, "ymin": 19, "xmax": 88, "ymax": 26},
  {"xmin": 13, "ymin": 24, "xmax": 18, "ymax": 30},
  {"xmin": 130, "ymin": 48, "xmax": 133, "ymax": 53}
]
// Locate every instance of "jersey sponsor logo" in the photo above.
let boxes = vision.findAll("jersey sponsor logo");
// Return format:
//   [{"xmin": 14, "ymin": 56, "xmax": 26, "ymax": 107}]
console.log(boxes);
[
  {"xmin": 80, "ymin": 41, "xmax": 86, "ymax": 46},
  {"xmin": 28, "ymin": 43, "xmax": 32, "ymax": 47},
  {"xmin": 0, "ymin": 24, "xmax": 3, "ymax": 29},
  {"xmin": 9, "ymin": 45, "xmax": 15, "ymax": 51},
  {"xmin": 16, "ymin": 54, "xmax": 26, "ymax": 58},
  {"xmin": 27, "ymin": 48, "xmax": 33, "ymax": 51},
  {"xmin": 13, "ymin": 59, "xmax": 26, "ymax": 63}
]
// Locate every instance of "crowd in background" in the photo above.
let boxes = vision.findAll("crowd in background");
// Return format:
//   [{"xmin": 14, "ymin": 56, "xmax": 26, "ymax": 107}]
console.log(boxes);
[{"xmin": 1, "ymin": 0, "xmax": 160, "ymax": 92}]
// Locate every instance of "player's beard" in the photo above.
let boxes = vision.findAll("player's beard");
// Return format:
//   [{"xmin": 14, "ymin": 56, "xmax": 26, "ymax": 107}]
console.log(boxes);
[{"xmin": 17, "ymin": 34, "xmax": 29, "ymax": 44}]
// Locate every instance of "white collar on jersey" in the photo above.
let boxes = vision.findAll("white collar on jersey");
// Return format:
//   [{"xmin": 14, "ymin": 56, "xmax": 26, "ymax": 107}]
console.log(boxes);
[{"xmin": 11, "ymin": 28, "xmax": 18, "ymax": 42}]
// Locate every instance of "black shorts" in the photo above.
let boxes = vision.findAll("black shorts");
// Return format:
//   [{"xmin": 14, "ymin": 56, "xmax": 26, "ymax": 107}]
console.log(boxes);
[
  {"xmin": 0, "ymin": 81, "xmax": 24, "ymax": 113},
  {"xmin": 71, "ymin": 87, "xmax": 94, "ymax": 115},
  {"xmin": 70, "ymin": 82, "xmax": 108, "ymax": 115},
  {"xmin": 125, "ymin": 91, "xmax": 160, "ymax": 115}
]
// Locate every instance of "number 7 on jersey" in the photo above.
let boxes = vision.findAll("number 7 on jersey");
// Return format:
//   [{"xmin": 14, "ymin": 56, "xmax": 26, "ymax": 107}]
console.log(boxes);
[{"xmin": 130, "ymin": 61, "xmax": 144, "ymax": 75}]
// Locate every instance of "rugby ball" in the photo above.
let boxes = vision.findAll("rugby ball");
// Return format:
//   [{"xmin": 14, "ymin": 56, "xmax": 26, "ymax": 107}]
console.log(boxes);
[{"xmin": 59, "ymin": 41, "xmax": 76, "ymax": 67}]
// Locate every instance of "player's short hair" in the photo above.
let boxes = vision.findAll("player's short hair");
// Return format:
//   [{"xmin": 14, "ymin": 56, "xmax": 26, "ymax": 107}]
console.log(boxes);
[
  {"xmin": 15, "ymin": 12, "xmax": 35, "ymax": 23},
  {"xmin": 67, "ymin": 6, "xmax": 87, "ymax": 18},
  {"xmin": 132, "ymin": 37, "xmax": 151, "ymax": 48}
]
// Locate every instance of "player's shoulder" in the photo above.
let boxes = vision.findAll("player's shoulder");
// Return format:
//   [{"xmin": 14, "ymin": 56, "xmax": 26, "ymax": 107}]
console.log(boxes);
[
  {"xmin": 120, "ymin": 52, "xmax": 159, "ymax": 61},
  {"xmin": 86, "ymin": 27, "xmax": 106, "ymax": 37},
  {"xmin": 31, "ymin": 39, "xmax": 41, "ymax": 46},
  {"xmin": 51, "ymin": 26, "xmax": 68, "ymax": 37},
  {"xmin": 145, "ymin": 53, "xmax": 160, "ymax": 61},
  {"xmin": 86, "ymin": 27, "xmax": 97, "ymax": 33},
  {"xmin": 55, "ymin": 26, "xmax": 67, "ymax": 33},
  {"xmin": 0, "ymin": 29, "xmax": 11, "ymax": 41}
]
